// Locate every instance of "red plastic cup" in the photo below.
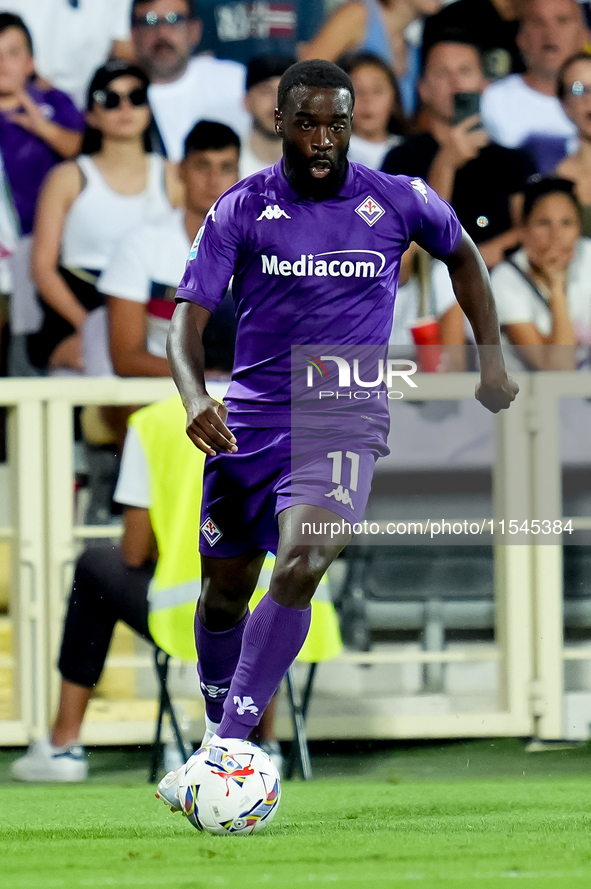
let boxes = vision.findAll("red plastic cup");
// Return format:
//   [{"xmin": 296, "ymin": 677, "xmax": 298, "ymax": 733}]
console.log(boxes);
[{"xmin": 410, "ymin": 317, "xmax": 443, "ymax": 373}]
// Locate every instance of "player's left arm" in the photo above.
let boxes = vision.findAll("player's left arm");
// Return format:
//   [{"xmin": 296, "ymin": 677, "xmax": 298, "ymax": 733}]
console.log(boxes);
[
  {"xmin": 404, "ymin": 177, "xmax": 518, "ymax": 413},
  {"xmin": 441, "ymin": 231, "xmax": 519, "ymax": 413}
]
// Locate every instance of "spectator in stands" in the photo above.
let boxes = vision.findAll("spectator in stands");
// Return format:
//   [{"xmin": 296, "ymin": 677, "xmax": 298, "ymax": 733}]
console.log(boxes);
[
  {"xmin": 300, "ymin": 0, "xmax": 442, "ymax": 115},
  {"xmin": 340, "ymin": 52, "xmax": 405, "ymax": 169},
  {"xmin": 2, "ymin": 0, "xmax": 135, "ymax": 108},
  {"xmin": 239, "ymin": 54, "xmax": 295, "ymax": 179},
  {"xmin": 0, "ymin": 13, "xmax": 84, "ymax": 240},
  {"xmin": 391, "ymin": 256, "xmax": 467, "ymax": 357},
  {"xmin": 555, "ymin": 51, "xmax": 591, "ymax": 236},
  {"xmin": 196, "ymin": 0, "xmax": 324, "ymax": 67},
  {"xmin": 100, "ymin": 120, "xmax": 239, "ymax": 377},
  {"xmin": 382, "ymin": 35, "xmax": 534, "ymax": 269},
  {"xmin": 491, "ymin": 177, "xmax": 591, "ymax": 370},
  {"xmin": 131, "ymin": 0, "xmax": 249, "ymax": 161},
  {"xmin": 422, "ymin": 0, "xmax": 526, "ymax": 82},
  {"xmin": 481, "ymin": 0, "xmax": 589, "ymax": 172},
  {"xmin": 28, "ymin": 60, "xmax": 182, "ymax": 373}
]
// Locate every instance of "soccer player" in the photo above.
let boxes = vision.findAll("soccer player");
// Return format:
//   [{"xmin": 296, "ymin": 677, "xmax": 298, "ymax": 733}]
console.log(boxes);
[{"xmin": 158, "ymin": 59, "xmax": 517, "ymax": 806}]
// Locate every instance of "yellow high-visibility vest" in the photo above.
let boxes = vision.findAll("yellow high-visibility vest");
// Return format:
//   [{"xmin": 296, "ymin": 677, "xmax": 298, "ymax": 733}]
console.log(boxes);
[{"xmin": 130, "ymin": 396, "xmax": 342, "ymax": 664}]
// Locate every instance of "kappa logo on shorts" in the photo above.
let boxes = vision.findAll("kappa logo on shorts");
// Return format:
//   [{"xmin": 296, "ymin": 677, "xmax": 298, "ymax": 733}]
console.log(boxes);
[
  {"xmin": 257, "ymin": 204, "xmax": 291, "ymax": 221},
  {"xmin": 201, "ymin": 517, "xmax": 223, "ymax": 546},
  {"xmin": 355, "ymin": 195, "xmax": 385, "ymax": 227},
  {"xmin": 325, "ymin": 485, "xmax": 354, "ymax": 508}
]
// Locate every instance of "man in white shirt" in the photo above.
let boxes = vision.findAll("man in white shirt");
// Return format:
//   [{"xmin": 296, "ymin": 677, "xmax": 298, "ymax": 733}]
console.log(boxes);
[
  {"xmin": 131, "ymin": 0, "xmax": 249, "ymax": 161},
  {"xmin": 481, "ymin": 0, "xmax": 589, "ymax": 171},
  {"xmin": 3, "ymin": 0, "xmax": 134, "ymax": 107},
  {"xmin": 98, "ymin": 120, "xmax": 240, "ymax": 376},
  {"xmin": 239, "ymin": 54, "xmax": 295, "ymax": 180}
]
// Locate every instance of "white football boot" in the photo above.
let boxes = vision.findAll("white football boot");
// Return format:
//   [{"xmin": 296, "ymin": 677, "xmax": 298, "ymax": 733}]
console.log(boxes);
[
  {"xmin": 156, "ymin": 766, "xmax": 183, "ymax": 811},
  {"xmin": 155, "ymin": 719, "xmax": 220, "ymax": 813},
  {"xmin": 11, "ymin": 737, "xmax": 88, "ymax": 782}
]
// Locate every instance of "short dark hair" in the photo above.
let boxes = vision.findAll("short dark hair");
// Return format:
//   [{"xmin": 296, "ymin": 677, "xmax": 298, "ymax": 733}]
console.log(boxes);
[
  {"xmin": 421, "ymin": 29, "xmax": 483, "ymax": 75},
  {"xmin": 522, "ymin": 176, "xmax": 581, "ymax": 222},
  {"xmin": 0, "ymin": 12, "xmax": 33, "ymax": 54},
  {"xmin": 184, "ymin": 120, "xmax": 240, "ymax": 157},
  {"xmin": 277, "ymin": 60, "xmax": 354, "ymax": 111},
  {"xmin": 557, "ymin": 51, "xmax": 591, "ymax": 101}
]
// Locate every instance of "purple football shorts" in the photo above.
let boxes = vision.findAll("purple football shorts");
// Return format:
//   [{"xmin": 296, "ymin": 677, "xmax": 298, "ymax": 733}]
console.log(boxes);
[{"xmin": 199, "ymin": 423, "xmax": 389, "ymax": 557}]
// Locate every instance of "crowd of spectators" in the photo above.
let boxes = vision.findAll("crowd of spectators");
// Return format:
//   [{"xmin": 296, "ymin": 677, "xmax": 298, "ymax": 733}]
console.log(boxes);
[
  {"xmin": 3, "ymin": 0, "xmax": 591, "ymax": 774},
  {"xmin": 1, "ymin": 0, "xmax": 591, "ymax": 387}
]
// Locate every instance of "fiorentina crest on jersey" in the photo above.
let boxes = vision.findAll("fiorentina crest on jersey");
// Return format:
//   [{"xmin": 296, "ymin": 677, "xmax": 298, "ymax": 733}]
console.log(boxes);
[
  {"xmin": 355, "ymin": 195, "xmax": 385, "ymax": 227},
  {"xmin": 201, "ymin": 517, "xmax": 223, "ymax": 545}
]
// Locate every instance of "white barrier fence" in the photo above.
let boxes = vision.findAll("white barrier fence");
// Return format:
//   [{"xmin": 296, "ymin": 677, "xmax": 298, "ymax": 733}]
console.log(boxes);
[{"xmin": 0, "ymin": 373, "xmax": 589, "ymax": 744}]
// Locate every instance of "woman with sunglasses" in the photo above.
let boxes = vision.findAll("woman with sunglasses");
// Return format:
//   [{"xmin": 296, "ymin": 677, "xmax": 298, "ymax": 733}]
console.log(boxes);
[
  {"xmin": 555, "ymin": 52, "xmax": 591, "ymax": 238},
  {"xmin": 29, "ymin": 60, "xmax": 182, "ymax": 372}
]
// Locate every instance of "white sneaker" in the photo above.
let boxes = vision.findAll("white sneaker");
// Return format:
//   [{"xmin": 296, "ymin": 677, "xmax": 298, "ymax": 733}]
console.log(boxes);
[{"xmin": 11, "ymin": 737, "xmax": 88, "ymax": 782}]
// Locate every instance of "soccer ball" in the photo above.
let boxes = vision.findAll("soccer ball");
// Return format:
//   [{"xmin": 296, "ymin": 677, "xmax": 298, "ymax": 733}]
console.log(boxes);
[{"xmin": 177, "ymin": 738, "xmax": 281, "ymax": 835}]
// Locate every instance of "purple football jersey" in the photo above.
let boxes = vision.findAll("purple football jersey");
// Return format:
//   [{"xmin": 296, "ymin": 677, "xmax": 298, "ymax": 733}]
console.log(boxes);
[{"xmin": 177, "ymin": 161, "xmax": 462, "ymax": 426}]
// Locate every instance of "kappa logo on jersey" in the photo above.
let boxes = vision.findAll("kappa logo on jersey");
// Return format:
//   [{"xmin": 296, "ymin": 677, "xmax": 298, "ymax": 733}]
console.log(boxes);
[
  {"xmin": 325, "ymin": 484, "xmax": 354, "ymax": 509},
  {"xmin": 257, "ymin": 204, "xmax": 291, "ymax": 221},
  {"xmin": 201, "ymin": 517, "xmax": 223, "ymax": 546},
  {"xmin": 410, "ymin": 178, "xmax": 428, "ymax": 203},
  {"xmin": 355, "ymin": 195, "xmax": 385, "ymax": 227},
  {"xmin": 233, "ymin": 695, "xmax": 259, "ymax": 716}
]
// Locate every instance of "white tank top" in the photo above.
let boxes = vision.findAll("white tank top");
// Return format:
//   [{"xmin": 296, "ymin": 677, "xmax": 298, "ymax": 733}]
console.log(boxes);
[{"xmin": 61, "ymin": 153, "xmax": 171, "ymax": 271}]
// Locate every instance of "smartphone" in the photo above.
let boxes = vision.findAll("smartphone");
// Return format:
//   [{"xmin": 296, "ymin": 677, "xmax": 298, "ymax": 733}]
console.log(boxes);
[{"xmin": 453, "ymin": 92, "xmax": 482, "ymax": 128}]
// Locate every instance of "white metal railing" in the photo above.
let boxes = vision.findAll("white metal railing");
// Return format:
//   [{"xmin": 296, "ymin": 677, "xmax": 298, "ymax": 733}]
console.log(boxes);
[{"xmin": 0, "ymin": 373, "xmax": 589, "ymax": 742}]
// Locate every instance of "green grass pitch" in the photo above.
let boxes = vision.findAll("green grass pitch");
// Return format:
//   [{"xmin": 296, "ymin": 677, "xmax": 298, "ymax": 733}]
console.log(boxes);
[{"xmin": 2, "ymin": 740, "xmax": 591, "ymax": 889}]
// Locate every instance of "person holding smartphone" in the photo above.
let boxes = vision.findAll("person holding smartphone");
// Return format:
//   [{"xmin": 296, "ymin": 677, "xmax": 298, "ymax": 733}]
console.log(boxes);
[{"xmin": 382, "ymin": 32, "xmax": 535, "ymax": 269}]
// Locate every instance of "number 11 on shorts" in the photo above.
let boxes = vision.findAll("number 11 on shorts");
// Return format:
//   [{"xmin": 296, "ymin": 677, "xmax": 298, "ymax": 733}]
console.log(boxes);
[{"xmin": 327, "ymin": 451, "xmax": 360, "ymax": 491}]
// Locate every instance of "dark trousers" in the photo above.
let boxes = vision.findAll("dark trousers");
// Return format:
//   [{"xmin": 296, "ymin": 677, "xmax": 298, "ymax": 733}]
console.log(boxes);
[{"xmin": 58, "ymin": 545, "xmax": 154, "ymax": 688}]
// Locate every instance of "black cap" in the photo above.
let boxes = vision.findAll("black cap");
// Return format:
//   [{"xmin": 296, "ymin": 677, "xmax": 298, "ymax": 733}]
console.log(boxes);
[
  {"xmin": 246, "ymin": 53, "xmax": 297, "ymax": 91},
  {"xmin": 87, "ymin": 60, "xmax": 150, "ymax": 111}
]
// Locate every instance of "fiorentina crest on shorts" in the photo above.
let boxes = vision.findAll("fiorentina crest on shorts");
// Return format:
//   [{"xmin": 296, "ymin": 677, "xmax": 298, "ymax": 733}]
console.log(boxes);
[
  {"xmin": 355, "ymin": 195, "xmax": 385, "ymax": 227},
  {"xmin": 201, "ymin": 517, "xmax": 223, "ymax": 546}
]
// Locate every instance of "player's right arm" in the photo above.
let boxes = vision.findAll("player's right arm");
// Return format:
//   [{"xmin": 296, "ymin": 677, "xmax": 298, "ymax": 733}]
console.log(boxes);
[
  {"xmin": 167, "ymin": 191, "xmax": 245, "ymax": 455},
  {"xmin": 167, "ymin": 301, "xmax": 237, "ymax": 456}
]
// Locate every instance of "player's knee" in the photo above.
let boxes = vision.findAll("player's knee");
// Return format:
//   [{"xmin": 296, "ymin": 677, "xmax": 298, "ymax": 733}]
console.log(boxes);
[
  {"xmin": 199, "ymin": 579, "xmax": 250, "ymax": 630},
  {"xmin": 269, "ymin": 549, "xmax": 327, "ymax": 609}
]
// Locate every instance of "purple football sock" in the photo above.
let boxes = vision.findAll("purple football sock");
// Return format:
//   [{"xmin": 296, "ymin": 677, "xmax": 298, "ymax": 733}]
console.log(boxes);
[
  {"xmin": 217, "ymin": 594, "xmax": 311, "ymax": 740},
  {"xmin": 195, "ymin": 608, "xmax": 249, "ymax": 723}
]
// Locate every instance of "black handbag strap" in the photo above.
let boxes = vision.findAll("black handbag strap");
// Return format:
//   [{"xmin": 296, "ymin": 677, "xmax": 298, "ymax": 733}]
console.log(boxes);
[{"xmin": 505, "ymin": 257, "xmax": 551, "ymax": 310}]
